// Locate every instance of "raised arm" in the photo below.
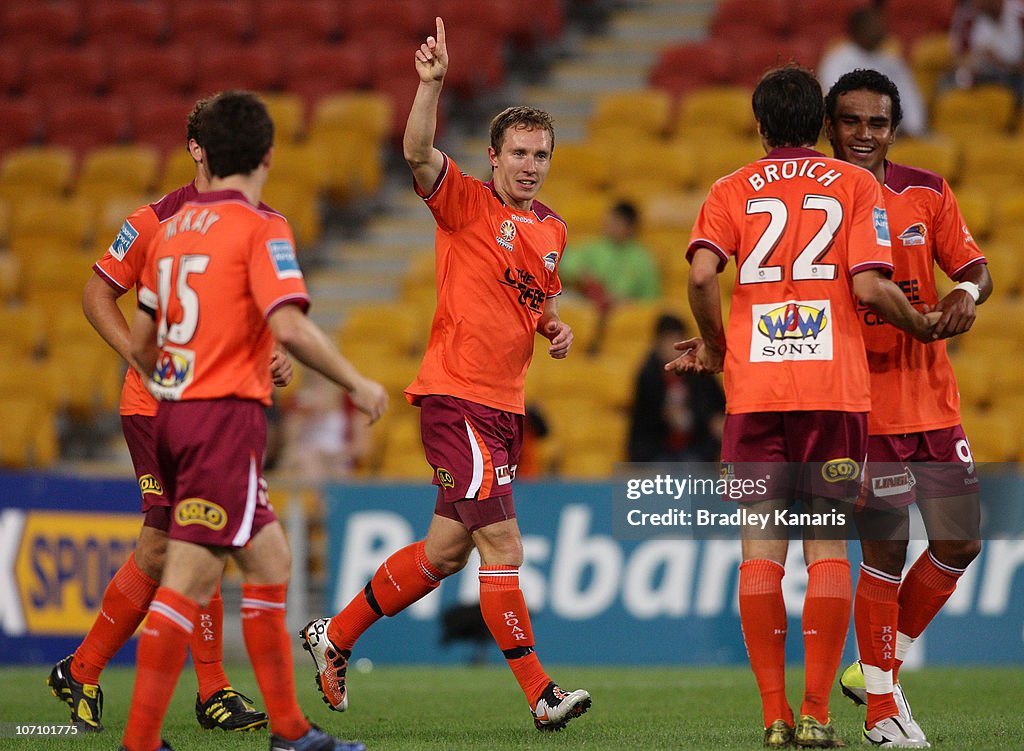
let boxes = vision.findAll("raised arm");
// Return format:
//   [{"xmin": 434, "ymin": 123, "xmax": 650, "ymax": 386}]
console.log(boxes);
[
  {"xmin": 403, "ymin": 16, "xmax": 448, "ymax": 194},
  {"xmin": 853, "ymin": 269, "xmax": 940, "ymax": 342}
]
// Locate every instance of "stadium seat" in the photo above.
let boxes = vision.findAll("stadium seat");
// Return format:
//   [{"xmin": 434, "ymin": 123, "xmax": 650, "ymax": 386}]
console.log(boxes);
[
  {"xmin": 437, "ymin": 25, "xmax": 506, "ymax": 99},
  {"xmin": 951, "ymin": 187, "xmax": 994, "ymax": 240},
  {"xmin": 283, "ymin": 43, "xmax": 374, "ymax": 113},
  {"xmin": 909, "ymin": 33, "xmax": 954, "ymax": 105},
  {"xmin": 618, "ymin": 140, "xmax": 698, "ymax": 193},
  {"xmin": 170, "ymin": 0, "xmax": 253, "ymax": 44},
  {"xmin": 308, "ymin": 93, "xmax": 392, "ymax": 198},
  {"xmin": 553, "ymin": 192, "xmax": 612, "ymax": 240},
  {"xmin": 0, "ymin": 302, "xmax": 48, "ymax": 358},
  {"xmin": 24, "ymin": 46, "xmax": 108, "ymax": 101},
  {"xmin": 590, "ymin": 90, "xmax": 673, "ymax": 140},
  {"xmin": 0, "ymin": 99, "xmax": 43, "ymax": 157},
  {"xmin": 600, "ymin": 301, "xmax": 664, "ymax": 361},
  {"xmin": 790, "ymin": 0, "xmax": 867, "ymax": 42},
  {"xmin": 20, "ymin": 249, "xmax": 95, "ymax": 304},
  {"xmin": 980, "ymin": 239, "xmax": 1022, "ymax": 296},
  {"xmin": 157, "ymin": 147, "xmax": 198, "ymax": 195},
  {"xmin": 0, "ymin": 46, "xmax": 26, "ymax": 97},
  {"xmin": 0, "ymin": 250, "xmax": 17, "ymax": 303},
  {"xmin": 194, "ymin": 43, "xmax": 283, "ymax": 94},
  {"xmin": 253, "ymin": 0, "xmax": 339, "ymax": 45},
  {"xmin": 546, "ymin": 142, "xmax": 610, "ymax": 191},
  {"xmin": 0, "ymin": 3, "xmax": 81, "ymax": 48},
  {"xmin": 0, "ymin": 395, "xmax": 58, "ymax": 468},
  {"xmin": 885, "ymin": 0, "xmax": 956, "ymax": 43},
  {"xmin": 711, "ymin": 0, "xmax": 790, "ymax": 40},
  {"xmin": 309, "ymin": 92, "xmax": 392, "ymax": 146},
  {"xmin": 932, "ymin": 85, "xmax": 1016, "ymax": 143},
  {"xmin": 887, "ymin": 137, "xmax": 959, "ymax": 184},
  {"xmin": 8, "ymin": 198, "xmax": 93, "ymax": 256},
  {"xmin": 649, "ymin": 40, "xmax": 734, "ymax": 99},
  {"xmin": 731, "ymin": 37, "xmax": 822, "ymax": 89},
  {"xmin": 45, "ymin": 98, "xmax": 130, "ymax": 157},
  {"xmin": 345, "ymin": 0, "xmax": 430, "ymax": 43},
  {"xmin": 336, "ymin": 302, "xmax": 422, "ymax": 359},
  {"xmin": 692, "ymin": 138, "xmax": 763, "ymax": 189},
  {"xmin": 129, "ymin": 96, "xmax": 198, "ymax": 157},
  {"xmin": 674, "ymin": 86, "xmax": 754, "ymax": 141},
  {"xmin": 959, "ymin": 407, "xmax": 1018, "ymax": 462},
  {"xmin": 260, "ymin": 181, "xmax": 322, "ymax": 249},
  {"xmin": 959, "ymin": 137, "xmax": 1024, "ymax": 194},
  {"xmin": 76, "ymin": 145, "xmax": 160, "ymax": 203},
  {"xmin": 84, "ymin": 0, "xmax": 167, "ymax": 48},
  {"xmin": 109, "ymin": 46, "xmax": 195, "ymax": 100},
  {"xmin": 0, "ymin": 146, "xmax": 75, "ymax": 201},
  {"xmin": 262, "ymin": 92, "xmax": 306, "ymax": 144}
]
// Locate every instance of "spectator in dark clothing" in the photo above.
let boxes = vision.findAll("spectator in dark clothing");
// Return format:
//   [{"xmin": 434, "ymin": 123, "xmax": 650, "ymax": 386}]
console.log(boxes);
[{"xmin": 628, "ymin": 314, "xmax": 725, "ymax": 463}]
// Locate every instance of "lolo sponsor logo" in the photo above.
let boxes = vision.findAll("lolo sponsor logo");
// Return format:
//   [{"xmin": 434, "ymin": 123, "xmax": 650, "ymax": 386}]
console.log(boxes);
[
  {"xmin": 138, "ymin": 474, "xmax": 163, "ymax": 497},
  {"xmin": 436, "ymin": 468, "xmax": 455, "ymax": 489},
  {"xmin": 175, "ymin": 498, "xmax": 227, "ymax": 531}
]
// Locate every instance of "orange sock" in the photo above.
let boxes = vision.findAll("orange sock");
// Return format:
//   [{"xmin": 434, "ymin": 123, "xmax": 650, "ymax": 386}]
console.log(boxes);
[
  {"xmin": 479, "ymin": 566, "xmax": 549, "ymax": 707},
  {"xmin": 121, "ymin": 587, "xmax": 197, "ymax": 751},
  {"xmin": 192, "ymin": 586, "xmax": 229, "ymax": 702},
  {"xmin": 328, "ymin": 540, "xmax": 444, "ymax": 650},
  {"xmin": 801, "ymin": 558, "xmax": 851, "ymax": 723},
  {"xmin": 241, "ymin": 583, "xmax": 308, "ymax": 741},
  {"xmin": 73, "ymin": 553, "xmax": 158, "ymax": 685},
  {"xmin": 739, "ymin": 559, "xmax": 791, "ymax": 728},
  {"xmin": 854, "ymin": 564, "xmax": 900, "ymax": 727},
  {"xmin": 893, "ymin": 550, "xmax": 964, "ymax": 682}
]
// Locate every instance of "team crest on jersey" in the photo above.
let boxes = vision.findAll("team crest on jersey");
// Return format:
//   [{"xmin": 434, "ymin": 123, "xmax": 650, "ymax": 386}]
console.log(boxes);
[
  {"xmin": 873, "ymin": 207, "xmax": 891, "ymax": 246},
  {"xmin": 496, "ymin": 220, "xmax": 516, "ymax": 251},
  {"xmin": 542, "ymin": 251, "xmax": 559, "ymax": 271},
  {"xmin": 138, "ymin": 474, "xmax": 164, "ymax": 497},
  {"xmin": 267, "ymin": 239, "xmax": 302, "ymax": 279},
  {"xmin": 898, "ymin": 223, "xmax": 927, "ymax": 246},
  {"xmin": 110, "ymin": 220, "xmax": 139, "ymax": 261},
  {"xmin": 436, "ymin": 467, "xmax": 455, "ymax": 488},
  {"xmin": 750, "ymin": 300, "xmax": 833, "ymax": 362},
  {"xmin": 175, "ymin": 498, "xmax": 227, "ymax": 530},
  {"xmin": 150, "ymin": 346, "xmax": 194, "ymax": 400}
]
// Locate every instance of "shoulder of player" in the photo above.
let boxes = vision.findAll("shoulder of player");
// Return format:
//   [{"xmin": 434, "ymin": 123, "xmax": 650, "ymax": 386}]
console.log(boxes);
[
  {"xmin": 528, "ymin": 199, "xmax": 567, "ymax": 233},
  {"xmin": 883, "ymin": 161, "xmax": 946, "ymax": 197}
]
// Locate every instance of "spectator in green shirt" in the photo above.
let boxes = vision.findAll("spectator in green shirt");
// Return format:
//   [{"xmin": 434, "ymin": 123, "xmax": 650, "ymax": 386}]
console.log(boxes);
[{"xmin": 560, "ymin": 200, "xmax": 661, "ymax": 313}]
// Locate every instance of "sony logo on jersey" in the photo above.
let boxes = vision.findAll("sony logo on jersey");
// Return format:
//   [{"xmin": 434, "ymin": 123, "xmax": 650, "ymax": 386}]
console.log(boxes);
[{"xmin": 747, "ymin": 160, "xmax": 843, "ymax": 191}]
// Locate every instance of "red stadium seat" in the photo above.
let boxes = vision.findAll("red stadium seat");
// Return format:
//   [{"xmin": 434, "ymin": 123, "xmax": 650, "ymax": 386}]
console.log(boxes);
[
  {"xmin": 650, "ymin": 40, "xmax": 734, "ymax": 100},
  {"xmin": 253, "ymin": 0, "xmax": 339, "ymax": 45},
  {"xmin": 885, "ymin": 0, "xmax": 956, "ymax": 34},
  {"xmin": 1, "ymin": 3, "xmax": 82, "ymax": 48},
  {"xmin": 24, "ymin": 46, "xmax": 108, "ymax": 101},
  {"xmin": 0, "ymin": 47, "xmax": 26, "ymax": 97},
  {"xmin": 194, "ymin": 43, "xmax": 283, "ymax": 95},
  {"xmin": 0, "ymin": 99, "xmax": 43, "ymax": 156},
  {"xmin": 84, "ymin": 0, "xmax": 167, "ymax": 48},
  {"xmin": 442, "ymin": 26, "xmax": 506, "ymax": 99},
  {"xmin": 711, "ymin": 0, "xmax": 791, "ymax": 41},
  {"xmin": 128, "ymin": 96, "xmax": 197, "ymax": 156},
  {"xmin": 731, "ymin": 37, "xmax": 822, "ymax": 88},
  {"xmin": 345, "ymin": 0, "xmax": 430, "ymax": 42},
  {"xmin": 45, "ymin": 97, "xmax": 129, "ymax": 157},
  {"xmin": 791, "ymin": 0, "xmax": 871, "ymax": 42},
  {"xmin": 108, "ymin": 46, "xmax": 195, "ymax": 99},
  {"xmin": 283, "ymin": 43, "xmax": 374, "ymax": 113},
  {"xmin": 372, "ymin": 74, "xmax": 445, "ymax": 143},
  {"xmin": 170, "ymin": 0, "xmax": 253, "ymax": 45}
]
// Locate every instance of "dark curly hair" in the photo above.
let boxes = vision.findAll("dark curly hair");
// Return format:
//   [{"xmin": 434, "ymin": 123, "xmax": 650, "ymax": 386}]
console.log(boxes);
[
  {"xmin": 198, "ymin": 91, "xmax": 274, "ymax": 179},
  {"xmin": 752, "ymin": 64, "xmax": 824, "ymax": 148},
  {"xmin": 824, "ymin": 68, "xmax": 904, "ymax": 131}
]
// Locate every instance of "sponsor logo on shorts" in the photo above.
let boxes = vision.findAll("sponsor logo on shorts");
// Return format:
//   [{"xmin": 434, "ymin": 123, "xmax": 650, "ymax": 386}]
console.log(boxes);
[
  {"xmin": 822, "ymin": 458, "xmax": 859, "ymax": 483},
  {"xmin": 873, "ymin": 206, "xmax": 891, "ymax": 246},
  {"xmin": 267, "ymin": 238, "xmax": 302, "ymax": 279},
  {"xmin": 110, "ymin": 220, "xmax": 139, "ymax": 261},
  {"xmin": 496, "ymin": 220, "xmax": 516, "ymax": 251},
  {"xmin": 175, "ymin": 498, "xmax": 227, "ymax": 530},
  {"xmin": 871, "ymin": 469, "xmax": 916, "ymax": 497},
  {"xmin": 750, "ymin": 300, "xmax": 833, "ymax": 362},
  {"xmin": 436, "ymin": 468, "xmax": 455, "ymax": 488},
  {"xmin": 542, "ymin": 250, "xmax": 559, "ymax": 272},
  {"xmin": 138, "ymin": 474, "xmax": 164, "ymax": 497},
  {"xmin": 898, "ymin": 222, "xmax": 927, "ymax": 246},
  {"xmin": 495, "ymin": 464, "xmax": 517, "ymax": 486},
  {"xmin": 720, "ymin": 463, "xmax": 735, "ymax": 481}
]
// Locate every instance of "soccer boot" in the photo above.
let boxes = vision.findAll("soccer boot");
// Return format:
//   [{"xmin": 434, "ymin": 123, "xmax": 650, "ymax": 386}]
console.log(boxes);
[
  {"xmin": 863, "ymin": 717, "xmax": 931, "ymax": 748},
  {"xmin": 795, "ymin": 714, "xmax": 847, "ymax": 748},
  {"xmin": 47, "ymin": 655, "xmax": 103, "ymax": 732},
  {"xmin": 532, "ymin": 681, "xmax": 592, "ymax": 732},
  {"xmin": 841, "ymin": 661, "xmax": 927, "ymax": 742},
  {"xmin": 764, "ymin": 719, "xmax": 795, "ymax": 748},
  {"xmin": 269, "ymin": 724, "xmax": 365, "ymax": 751},
  {"xmin": 299, "ymin": 618, "xmax": 350, "ymax": 711},
  {"xmin": 196, "ymin": 687, "xmax": 269, "ymax": 731}
]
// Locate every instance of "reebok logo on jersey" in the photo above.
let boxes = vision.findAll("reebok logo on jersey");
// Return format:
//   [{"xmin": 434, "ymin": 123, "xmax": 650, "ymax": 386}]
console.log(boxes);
[
  {"xmin": 267, "ymin": 239, "xmax": 302, "ymax": 279},
  {"xmin": 898, "ymin": 223, "xmax": 927, "ymax": 246},
  {"xmin": 110, "ymin": 220, "xmax": 139, "ymax": 261},
  {"xmin": 750, "ymin": 300, "xmax": 834, "ymax": 362},
  {"xmin": 873, "ymin": 207, "xmax": 891, "ymax": 246}
]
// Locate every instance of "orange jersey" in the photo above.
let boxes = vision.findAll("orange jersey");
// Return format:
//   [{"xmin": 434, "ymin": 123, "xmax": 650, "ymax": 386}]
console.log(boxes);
[
  {"xmin": 688, "ymin": 147, "xmax": 894, "ymax": 414},
  {"xmin": 406, "ymin": 154, "xmax": 566, "ymax": 414},
  {"xmin": 93, "ymin": 183, "xmax": 280, "ymax": 415},
  {"xmin": 861, "ymin": 162, "xmax": 986, "ymax": 434},
  {"xmin": 137, "ymin": 190, "xmax": 309, "ymax": 405}
]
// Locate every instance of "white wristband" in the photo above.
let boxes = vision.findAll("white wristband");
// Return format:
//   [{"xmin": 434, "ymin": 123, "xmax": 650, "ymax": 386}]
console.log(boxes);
[{"xmin": 953, "ymin": 281, "xmax": 980, "ymax": 303}]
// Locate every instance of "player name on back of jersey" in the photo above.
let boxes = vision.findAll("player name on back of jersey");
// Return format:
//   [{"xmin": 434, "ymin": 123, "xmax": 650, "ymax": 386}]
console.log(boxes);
[
  {"xmin": 164, "ymin": 208, "xmax": 221, "ymax": 239},
  {"xmin": 747, "ymin": 159, "xmax": 844, "ymax": 191}
]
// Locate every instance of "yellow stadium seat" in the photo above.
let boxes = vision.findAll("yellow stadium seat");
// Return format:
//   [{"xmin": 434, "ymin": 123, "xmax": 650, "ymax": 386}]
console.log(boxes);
[
  {"xmin": 554, "ymin": 192, "xmax": 612, "ymax": 240},
  {"xmin": 952, "ymin": 187, "xmax": 993, "ymax": 240},
  {"xmin": 44, "ymin": 339, "xmax": 122, "ymax": 416},
  {"xmin": 548, "ymin": 142, "xmax": 610, "ymax": 190},
  {"xmin": 616, "ymin": 140, "xmax": 697, "ymax": 192},
  {"xmin": 93, "ymin": 194, "xmax": 149, "ymax": 247},
  {"xmin": 0, "ymin": 302, "xmax": 48, "ymax": 357},
  {"xmin": 8, "ymin": 197, "xmax": 93, "ymax": 254},
  {"xmin": 309, "ymin": 92, "xmax": 392, "ymax": 144},
  {"xmin": 959, "ymin": 407, "xmax": 1019, "ymax": 462},
  {"xmin": 910, "ymin": 33, "xmax": 954, "ymax": 105},
  {"xmin": 552, "ymin": 299, "xmax": 601, "ymax": 354},
  {"xmin": 0, "ymin": 251, "xmax": 19, "ymax": 302},
  {"xmin": 261, "ymin": 92, "xmax": 305, "ymax": 144},
  {"xmin": 980, "ymin": 240, "xmax": 1021, "ymax": 296},
  {"xmin": 692, "ymin": 137, "xmax": 762, "ymax": 190},
  {"xmin": 0, "ymin": 396, "xmax": 58, "ymax": 468},
  {"xmin": 260, "ymin": 181, "xmax": 322, "ymax": 248},
  {"xmin": 158, "ymin": 149, "xmax": 197, "ymax": 196},
  {"xmin": 0, "ymin": 146, "xmax": 75, "ymax": 201},
  {"xmin": 20, "ymin": 249, "xmax": 94, "ymax": 302},
  {"xmin": 959, "ymin": 137, "xmax": 1024, "ymax": 194},
  {"xmin": 887, "ymin": 137, "xmax": 959, "ymax": 184},
  {"xmin": 950, "ymin": 353, "xmax": 996, "ymax": 409},
  {"xmin": 932, "ymin": 85, "xmax": 1016, "ymax": 143},
  {"xmin": 76, "ymin": 145, "xmax": 160, "ymax": 201},
  {"xmin": 674, "ymin": 86, "xmax": 754, "ymax": 141},
  {"xmin": 270, "ymin": 144, "xmax": 330, "ymax": 193},
  {"xmin": 589, "ymin": 90, "xmax": 673, "ymax": 140},
  {"xmin": 336, "ymin": 302, "xmax": 422, "ymax": 358}
]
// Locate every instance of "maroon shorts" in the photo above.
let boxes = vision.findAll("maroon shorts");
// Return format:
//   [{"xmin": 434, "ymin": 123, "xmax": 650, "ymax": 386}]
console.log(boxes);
[
  {"xmin": 121, "ymin": 415, "xmax": 171, "ymax": 525},
  {"xmin": 433, "ymin": 490, "xmax": 517, "ymax": 533},
  {"xmin": 863, "ymin": 425, "xmax": 979, "ymax": 508},
  {"xmin": 722, "ymin": 410, "xmax": 868, "ymax": 501},
  {"xmin": 420, "ymin": 395, "xmax": 523, "ymax": 503},
  {"xmin": 155, "ymin": 399, "xmax": 277, "ymax": 548}
]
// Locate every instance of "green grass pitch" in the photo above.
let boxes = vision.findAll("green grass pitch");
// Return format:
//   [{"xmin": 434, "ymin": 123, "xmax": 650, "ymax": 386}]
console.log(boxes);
[{"xmin": 2, "ymin": 663, "xmax": 1022, "ymax": 750}]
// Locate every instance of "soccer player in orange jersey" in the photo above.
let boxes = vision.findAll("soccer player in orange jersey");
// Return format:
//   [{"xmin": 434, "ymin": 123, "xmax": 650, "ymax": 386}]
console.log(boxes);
[
  {"xmin": 298, "ymin": 18, "xmax": 591, "ymax": 733},
  {"xmin": 825, "ymin": 69, "xmax": 991, "ymax": 748},
  {"xmin": 667, "ymin": 65, "xmax": 943, "ymax": 749},
  {"xmin": 120, "ymin": 91, "xmax": 387, "ymax": 751},
  {"xmin": 47, "ymin": 96, "xmax": 281, "ymax": 734}
]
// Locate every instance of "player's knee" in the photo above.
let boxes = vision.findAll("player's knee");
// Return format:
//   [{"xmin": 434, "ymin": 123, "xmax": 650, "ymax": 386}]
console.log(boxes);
[
  {"xmin": 860, "ymin": 542, "xmax": 907, "ymax": 576},
  {"xmin": 431, "ymin": 547, "xmax": 472, "ymax": 576},
  {"xmin": 930, "ymin": 539, "xmax": 981, "ymax": 570},
  {"xmin": 134, "ymin": 539, "xmax": 167, "ymax": 580}
]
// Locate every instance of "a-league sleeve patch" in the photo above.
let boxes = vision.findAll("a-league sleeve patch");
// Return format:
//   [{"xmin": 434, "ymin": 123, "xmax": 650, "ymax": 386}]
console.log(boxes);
[
  {"xmin": 110, "ymin": 220, "xmax": 139, "ymax": 261},
  {"xmin": 267, "ymin": 239, "xmax": 302, "ymax": 279},
  {"xmin": 872, "ymin": 206, "xmax": 891, "ymax": 247}
]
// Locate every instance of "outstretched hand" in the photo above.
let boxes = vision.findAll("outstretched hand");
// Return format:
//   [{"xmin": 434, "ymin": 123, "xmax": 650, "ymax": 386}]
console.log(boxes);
[
  {"xmin": 664, "ymin": 337, "xmax": 723, "ymax": 375},
  {"xmin": 415, "ymin": 16, "xmax": 448, "ymax": 83},
  {"xmin": 541, "ymin": 318, "xmax": 573, "ymax": 359}
]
